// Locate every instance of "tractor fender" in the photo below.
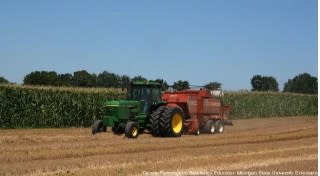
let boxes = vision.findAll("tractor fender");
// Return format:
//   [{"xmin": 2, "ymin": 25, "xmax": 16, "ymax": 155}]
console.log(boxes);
[{"xmin": 166, "ymin": 103, "xmax": 183, "ymax": 111}]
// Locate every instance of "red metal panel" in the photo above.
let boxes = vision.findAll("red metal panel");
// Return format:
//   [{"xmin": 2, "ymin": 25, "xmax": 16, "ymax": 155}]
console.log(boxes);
[{"xmin": 162, "ymin": 89, "xmax": 232, "ymax": 133}]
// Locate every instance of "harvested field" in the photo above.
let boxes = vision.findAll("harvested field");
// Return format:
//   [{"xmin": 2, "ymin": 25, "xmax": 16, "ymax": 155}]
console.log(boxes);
[{"xmin": 0, "ymin": 116, "xmax": 317, "ymax": 176}]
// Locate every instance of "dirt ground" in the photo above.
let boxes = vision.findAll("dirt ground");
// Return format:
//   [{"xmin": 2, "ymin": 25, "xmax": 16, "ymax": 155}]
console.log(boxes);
[{"xmin": 0, "ymin": 116, "xmax": 317, "ymax": 176}]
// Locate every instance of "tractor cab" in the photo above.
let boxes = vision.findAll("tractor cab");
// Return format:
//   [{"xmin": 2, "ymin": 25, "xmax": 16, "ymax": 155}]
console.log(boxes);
[{"xmin": 128, "ymin": 81, "xmax": 162, "ymax": 113}]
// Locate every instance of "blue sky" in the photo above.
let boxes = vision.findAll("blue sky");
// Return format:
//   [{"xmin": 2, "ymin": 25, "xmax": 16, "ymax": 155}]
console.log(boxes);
[{"xmin": 0, "ymin": 0, "xmax": 317, "ymax": 90}]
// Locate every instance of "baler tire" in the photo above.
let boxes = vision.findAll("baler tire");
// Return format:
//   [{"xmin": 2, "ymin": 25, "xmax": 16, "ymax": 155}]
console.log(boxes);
[
  {"xmin": 195, "ymin": 128, "xmax": 200, "ymax": 136},
  {"xmin": 215, "ymin": 120, "xmax": 224, "ymax": 134},
  {"xmin": 92, "ymin": 120, "xmax": 106, "ymax": 135},
  {"xmin": 125, "ymin": 122, "xmax": 139, "ymax": 138},
  {"xmin": 159, "ymin": 107, "xmax": 184, "ymax": 137},
  {"xmin": 202, "ymin": 120, "xmax": 215, "ymax": 134},
  {"xmin": 150, "ymin": 106, "xmax": 166, "ymax": 137}
]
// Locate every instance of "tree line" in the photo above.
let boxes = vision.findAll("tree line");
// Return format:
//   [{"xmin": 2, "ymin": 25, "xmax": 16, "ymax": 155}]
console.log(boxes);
[
  {"xmin": 20, "ymin": 70, "xmax": 223, "ymax": 91},
  {"xmin": 0, "ymin": 71, "xmax": 317, "ymax": 94},
  {"xmin": 23, "ymin": 70, "xmax": 137, "ymax": 89},
  {"xmin": 251, "ymin": 73, "xmax": 317, "ymax": 94},
  {"xmin": 0, "ymin": 76, "xmax": 9, "ymax": 84}
]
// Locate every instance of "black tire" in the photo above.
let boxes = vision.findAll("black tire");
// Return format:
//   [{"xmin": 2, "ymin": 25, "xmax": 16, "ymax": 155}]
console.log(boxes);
[
  {"xmin": 150, "ymin": 106, "xmax": 166, "ymax": 137},
  {"xmin": 195, "ymin": 128, "xmax": 200, "ymax": 136},
  {"xmin": 125, "ymin": 122, "xmax": 139, "ymax": 138},
  {"xmin": 202, "ymin": 120, "xmax": 215, "ymax": 134},
  {"xmin": 159, "ymin": 107, "xmax": 184, "ymax": 137},
  {"xmin": 215, "ymin": 120, "xmax": 224, "ymax": 134},
  {"xmin": 112, "ymin": 125, "xmax": 124, "ymax": 135},
  {"xmin": 92, "ymin": 120, "xmax": 106, "ymax": 135}
]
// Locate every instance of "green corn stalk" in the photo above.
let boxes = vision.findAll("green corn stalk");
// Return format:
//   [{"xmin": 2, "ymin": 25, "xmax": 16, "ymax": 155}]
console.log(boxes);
[{"xmin": 0, "ymin": 85, "xmax": 317, "ymax": 128}]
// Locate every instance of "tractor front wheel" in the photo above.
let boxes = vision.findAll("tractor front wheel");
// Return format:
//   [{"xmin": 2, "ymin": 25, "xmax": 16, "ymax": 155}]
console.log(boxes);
[
  {"xmin": 112, "ymin": 125, "xmax": 124, "ymax": 135},
  {"xmin": 125, "ymin": 122, "xmax": 139, "ymax": 138},
  {"xmin": 92, "ymin": 120, "xmax": 106, "ymax": 135}
]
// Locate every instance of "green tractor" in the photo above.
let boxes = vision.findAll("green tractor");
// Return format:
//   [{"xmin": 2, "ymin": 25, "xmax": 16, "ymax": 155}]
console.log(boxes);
[{"xmin": 92, "ymin": 81, "xmax": 184, "ymax": 138}]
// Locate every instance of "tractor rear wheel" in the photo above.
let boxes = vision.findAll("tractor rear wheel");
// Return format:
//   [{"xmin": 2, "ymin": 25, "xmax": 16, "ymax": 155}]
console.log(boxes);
[
  {"xmin": 92, "ymin": 120, "xmax": 106, "ymax": 135},
  {"xmin": 159, "ymin": 107, "xmax": 184, "ymax": 137},
  {"xmin": 125, "ymin": 122, "xmax": 139, "ymax": 138},
  {"xmin": 150, "ymin": 106, "xmax": 166, "ymax": 137},
  {"xmin": 202, "ymin": 120, "xmax": 215, "ymax": 134},
  {"xmin": 215, "ymin": 120, "xmax": 224, "ymax": 134}
]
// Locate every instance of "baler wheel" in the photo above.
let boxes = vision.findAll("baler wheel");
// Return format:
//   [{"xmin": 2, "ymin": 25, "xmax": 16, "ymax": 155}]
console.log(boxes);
[
  {"xmin": 92, "ymin": 120, "xmax": 106, "ymax": 135},
  {"xmin": 215, "ymin": 120, "xmax": 224, "ymax": 134},
  {"xmin": 159, "ymin": 107, "xmax": 184, "ymax": 137},
  {"xmin": 125, "ymin": 122, "xmax": 139, "ymax": 138},
  {"xmin": 150, "ymin": 106, "xmax": 166, "ymax": 137},
  {"xmin": 202, "ymin": 120, "xmax": 215, "ymax": 134},
  {"xmin": 195, "ymin": 128, "xmax": 200, "ymax": 136}
]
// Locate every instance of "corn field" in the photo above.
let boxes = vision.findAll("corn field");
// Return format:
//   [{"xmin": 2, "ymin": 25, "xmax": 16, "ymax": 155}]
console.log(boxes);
[
  {"xmin": 0, "ymin": 85, "xmax": 126, "ymax": 128},
  {"xmin": 224, "ymin": 91, "xmax": 317, "ymax": 118},
  {"xmin": 0, "ymin": 85, "xmax": 317, "ymax": 128}
]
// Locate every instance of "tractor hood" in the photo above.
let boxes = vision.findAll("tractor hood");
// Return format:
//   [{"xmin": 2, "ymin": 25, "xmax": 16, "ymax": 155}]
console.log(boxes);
[
  {"xmin": 104, "ymin": 100, "xmax": 142, "ymax": 120},
  {"xmin": 105, "ymin": 100, "xmax": 139, "ymax": 107}
]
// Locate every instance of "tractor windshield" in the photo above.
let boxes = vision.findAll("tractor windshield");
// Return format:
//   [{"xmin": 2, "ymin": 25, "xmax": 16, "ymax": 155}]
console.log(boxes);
[
  {"xmin": 129, "ymin": 86, "xmax": 161, "ymax": 102},
  {"xmin": 130, "ymin": 87, "xmax": 144, "ymax": 100}
]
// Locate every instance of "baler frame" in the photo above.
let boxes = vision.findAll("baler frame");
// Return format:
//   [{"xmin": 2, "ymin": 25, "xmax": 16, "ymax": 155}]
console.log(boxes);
[{"xmin": 162, "ymin": 89, "xmax": 232, "ymax": 134}]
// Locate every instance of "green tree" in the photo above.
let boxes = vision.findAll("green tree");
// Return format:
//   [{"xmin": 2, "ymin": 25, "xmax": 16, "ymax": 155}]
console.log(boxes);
[
  {"xmin": 97, "ymin": 71, "xmax": 122, "ymax": 88},
  {"xmin": 120, "ymin": 75, "xmax": 130, "ymax": 89},
  {"xmin": 24, "ymin": 71, "xmax": 58, "ymax": 85},
  {"xmin": 204, "ymin": 82, "xmax": 221, "ymax": 90},
  {"xmin": 251, "ymin": 75, "xmax": 279, "ymax": 92},
  {"xmin": 90, "ymin": 73, "xmax": 97, "ymax": 87},
  {"xmin": 155, "ymin": 79, "xmax": 169, "ymax": 91},
  {"xmin": 97, "ymin": 71, "xmax": 111, "ymax": 87},
  {"xmin": 109, "ymin": 73, "xmax": 120, "ymax": 87},
  {"xmin": 24, "ymin": 71, "xmax": 41, "ymax": 85},
  {"xmin": 173, "ymin": 80, "xmax": 189, "ymax": 91},
  {"xmin": 283, "ymin": 73, "xmax": 317, "ymax": 94},
  {"xmin": 0, "ymin": 76, "xmax": 9, "ymax": 84},
  {"xmin": 132, "ymin": 76, "xmax": 147, "ymax": 82},
  {"xmin": 45, "ymin": 71, "xmax": 58, "ymax": 85},
  {"xmin": 251, "ymin": 75, "xmax": 263, "ymax": 91},
  {"xmin": 56, "ymin": 73, "xmax": 73, "ymax": 86},
  {"xmin": 73, "ymin": 70, "xmax": 95, "ymax": 87}
]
